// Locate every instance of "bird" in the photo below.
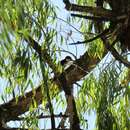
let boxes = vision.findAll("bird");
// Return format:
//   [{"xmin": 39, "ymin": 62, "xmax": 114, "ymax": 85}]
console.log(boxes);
[
  {"xmin": 50, "ymin": 56, "xmax": 73, "ymax": 74},
  {"xmin": 60, "ymin": 56, "xmax": 73, "ymax": 70}
]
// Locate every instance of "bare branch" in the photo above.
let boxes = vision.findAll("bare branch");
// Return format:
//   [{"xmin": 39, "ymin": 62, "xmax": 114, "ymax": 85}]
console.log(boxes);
[
  {"xmin": 63, "ymin": 0, "xmax": 114, "ymax": 18},
  {"xmin": 69, "ymin": 29, "xmax": 109, "ymax": 45}
]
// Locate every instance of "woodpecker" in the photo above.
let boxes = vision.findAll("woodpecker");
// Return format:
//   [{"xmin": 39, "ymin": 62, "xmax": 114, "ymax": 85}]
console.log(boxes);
[{"xmin": 60, "ymin": 56, "xmax": 73, "ymax": 70}]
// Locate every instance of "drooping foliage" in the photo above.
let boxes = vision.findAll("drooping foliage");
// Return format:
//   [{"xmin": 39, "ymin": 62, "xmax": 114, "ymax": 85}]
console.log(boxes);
[{"xmin": 0, "ymin": 0, "xmax": 130, "ymax": 130}]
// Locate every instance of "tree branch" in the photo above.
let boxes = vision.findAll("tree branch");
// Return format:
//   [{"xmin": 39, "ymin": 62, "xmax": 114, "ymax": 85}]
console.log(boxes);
[
  {"xmin": 102, "ymin": 38, "xmax": 130, "ymax": 68},
  {"xmin": 71, "ymin": 13, "xmax": 116, "ymax": 22},
  {"xmin": 58, "ymin": 72, "xmax": 80, "ymax": 129},
  {"xmin": 63, "ymin": 0, "xmax": 114, "ymax": 18},
  {"xmin": 69, "ymin": 28, "xmax": 109, "ymax": 45}
]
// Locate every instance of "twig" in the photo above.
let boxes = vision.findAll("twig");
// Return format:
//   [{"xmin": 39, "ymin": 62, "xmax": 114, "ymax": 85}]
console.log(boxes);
[
  {"xmin": 57, "ymin": 109, "xmax": 69, "ymax": 129},
  {"xmin": 56, "ymin": 48, "xmax": 77, "ymax": 60},
  {"xmin": 69, "ymin": 28, "xmax": 109, "ymax": 45},
  {"xmin": 49, "ymin": 16, "xmax": 84, "ymax": 35}
]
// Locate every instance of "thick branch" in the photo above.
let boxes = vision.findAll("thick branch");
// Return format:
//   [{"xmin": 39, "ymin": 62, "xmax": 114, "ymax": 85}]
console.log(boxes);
[
  {"xmin": 0, "ymin": 86, "xmax": 43, "ymax": 122},
  {"xmin": 63, "ymin": 0, "xmax": 114, "ymax": 18},
  {"xmin": 59, "ymin": 73, "xmax": 80, "ymax": 129}
]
